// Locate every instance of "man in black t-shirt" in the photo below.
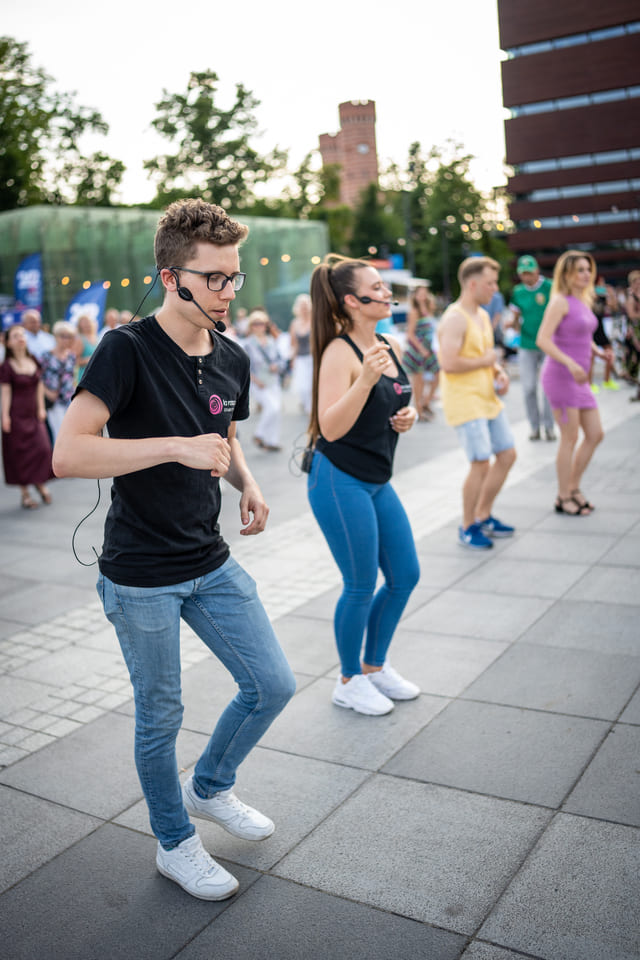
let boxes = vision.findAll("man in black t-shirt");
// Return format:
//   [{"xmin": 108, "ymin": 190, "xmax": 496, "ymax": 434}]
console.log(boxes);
[{"xmin": 53, "ymin": 199, "xmax": 295, "ymax": 901}]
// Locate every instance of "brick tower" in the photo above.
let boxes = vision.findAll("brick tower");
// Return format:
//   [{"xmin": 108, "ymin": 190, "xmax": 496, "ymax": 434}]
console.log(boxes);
[{"xmin": 319, "ymin": 100, "xmax": 379, "ymax": 208}]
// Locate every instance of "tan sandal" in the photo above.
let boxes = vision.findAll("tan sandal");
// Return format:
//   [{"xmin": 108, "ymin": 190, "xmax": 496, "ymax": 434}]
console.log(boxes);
[{"xmin": 21, "ymin": 493, "xmax": 39, "ymax": 509}]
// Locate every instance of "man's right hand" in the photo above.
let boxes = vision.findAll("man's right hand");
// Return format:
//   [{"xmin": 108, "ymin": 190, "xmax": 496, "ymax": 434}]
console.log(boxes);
[{"xmin": 177, "ymin": 434, "xmax": 231, "ymax": 477}]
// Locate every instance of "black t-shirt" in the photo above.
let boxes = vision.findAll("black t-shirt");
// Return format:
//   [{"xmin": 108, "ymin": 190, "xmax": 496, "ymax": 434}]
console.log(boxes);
[
  {"xmin": 315, "ymin": 334, "xmax": 412, "ymax": 483},
  {"xmin": 77, "ymin": 316, "xmax": 250, "ymax": 587}
]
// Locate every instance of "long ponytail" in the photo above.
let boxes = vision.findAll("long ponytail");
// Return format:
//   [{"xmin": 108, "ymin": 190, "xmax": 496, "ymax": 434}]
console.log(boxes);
[{"xmin": 308, "ymin": 255, "xmax": 368, "ymax": 442}]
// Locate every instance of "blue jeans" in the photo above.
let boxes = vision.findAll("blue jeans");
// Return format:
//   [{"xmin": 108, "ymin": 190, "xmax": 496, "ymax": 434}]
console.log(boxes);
[
  {"xmin": 98, "ymin": 557, "xmax": 295, "ymax": 849},
  {"xmin": 307, "ymin": 452, "xmax": 420, "ymax": 677}
]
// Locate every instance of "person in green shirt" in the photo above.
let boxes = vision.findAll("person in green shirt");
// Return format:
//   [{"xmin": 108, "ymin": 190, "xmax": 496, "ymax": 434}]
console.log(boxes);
[{"xmin": 510, "ymin": 255, "xmax": 556, "ymax": 441}]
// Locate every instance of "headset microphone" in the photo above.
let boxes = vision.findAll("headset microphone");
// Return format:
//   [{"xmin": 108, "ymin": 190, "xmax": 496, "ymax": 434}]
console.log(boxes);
[
  {"xmin": 172, "ymin": 271, "xmax": 226, "ymax": 332},
  {"xmin": 356, "ymin": 295, "xmax": 399, "ymax": 306}
]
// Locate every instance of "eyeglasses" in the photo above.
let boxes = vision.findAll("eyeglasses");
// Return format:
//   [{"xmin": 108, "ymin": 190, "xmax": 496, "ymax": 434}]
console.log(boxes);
[{"xmin": 171, "ymin": 267, "xmax": 246, "ymax": 292}]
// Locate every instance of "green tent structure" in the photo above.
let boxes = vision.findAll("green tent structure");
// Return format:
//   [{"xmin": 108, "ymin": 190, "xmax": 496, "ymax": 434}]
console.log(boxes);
[{"xmin": 0, "ymin": 206, "xmax": 329, "ymax": 328}]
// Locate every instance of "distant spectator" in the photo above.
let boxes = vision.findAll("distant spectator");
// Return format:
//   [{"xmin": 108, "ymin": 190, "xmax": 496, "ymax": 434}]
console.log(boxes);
[
  {"xmin": 623, "ymin": 269, "xmax": 640, "ymax": 400},
  {"xmin": 243, "ymin": 310, "xmax": 283, "ymax": 451},
  {"xmin": 401, "ymin": 286, "xmax": 440, "ymax": 421},
  {"xmin": 75, "ymin": 314, "xmax": 99, "ymax": 378},
  {"xmin": 21, "ymin": 309, "xmax": 55, "ymax": 361},
  {"xmin": 0, "ymin": 324, "xmax": 53, "ymax": 509},
  {"xmin": 98, "ymin": 308, "xmax": 122, "ymax": 341},
  {"xmin": 40, "ymin": 321, "xmax": 77, "ymax": 442},
  {"xmin": 509, "ymin": 255, "xmax": 555, "ymax": 441},
  {"xmin": 289, "ymin": 293, "xmax": 313, "ymax": 414}
]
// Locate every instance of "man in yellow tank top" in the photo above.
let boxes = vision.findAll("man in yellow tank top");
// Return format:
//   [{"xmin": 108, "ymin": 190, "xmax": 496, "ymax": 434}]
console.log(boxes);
[{"xmin": 438, "ymin": 256, "xmax": 517, "ymax": 550}]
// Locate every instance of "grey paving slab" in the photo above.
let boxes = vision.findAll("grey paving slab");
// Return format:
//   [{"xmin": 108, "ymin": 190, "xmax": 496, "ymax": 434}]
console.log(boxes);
[
  {"xmin": 0, "ymin": 784, "xmax": 101, "ymax": 894},
  {"xmin": 0, "ymin": 676, "xmax": 51, "ymax": 717},
  {"xmin": 383, "ymin": 700, "xmax": 609, "ymax": 807},
  {"xmin": 0, "ymin": 711, "xmax": 140, "ymax": 817},
  {"xmin": 619, "ymin": 686, "xmax": 640, "ymax": 724},
  {"xmin": 275, "ymin": 775, "xmax": 551, "ymax": 936},
  {"xmin": 412, "ymin": 552, "xmax": 490, "ymax": 588},
  {"xmin": 378, "ymin": 627, "xmax": 508, "ymax": 698},
  {"xmin": 9, "ymin": 644, "xmax": 124, "ymax": 688},
  {"xmin": 461, "ymin": 945, "xmax": 539, "ymax": 960},
  {"xmin": 563, "ymin": 724, "xmax": 640, "ymax": 827},
  {"xmin": 402, "ymin": 589, "xmax": 554, "ymax": 642},
  {"xmin": 288, "ymin": 584, "xmax": 341, "ymax": 621},
  {"xmin": 464, "ymin": 643, "xmax": 640, "ymax": 720},
  {"xmin": 565, "ymin": 564, "xmax": 640, "ymax": 605},
  {"xmin": 269, "ymin": 613, "xmax": 339, "ymax": 676},
  {"xmin": 600, "ymin": 529, "xmax": 640, "ymax": 566},
  {"xmin": 174, "ymin": 874, "xmax": 467, "ymax": 960},
  {"xmin": 0, "ymin": 617, "xmax": 26, "ymax": 640},
  {"xmin": 479, "ymin": 814, "xmax": 640, "ymax": 960},
  {"xmin": 0, "ymin": 823, "xmax": 259, "ymax": 960},
  {"xmin": 534, "ymin": 510, "xmax": 640, "ymax": 537},
  {"xmin": 398, "ymin": 581, "xmax": 441, "ymax": 620},
  {"xmin": 454, "ymin": 557, "xmax": 589, "ymax": 600},
  {"xmin": 260, "ymin": 676, "xmax": 448, "ymax": 769},
  {"xmin": 116, "ymin": 744, "xmax": 370, "ymax": 872},
  {"xmin": 0, "ymin": 582, "xmax": 97, "ymax": 626},
  {"xmin": 519, "ymin": 599, "xmax": 640, "ymax": 657},
  {"xmin": 498, "ymin": 530, "xmax": 617, "ymax": 564}
]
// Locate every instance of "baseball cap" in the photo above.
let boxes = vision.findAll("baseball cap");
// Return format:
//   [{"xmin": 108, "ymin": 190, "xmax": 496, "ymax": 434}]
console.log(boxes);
[{"xmin": 517, "ymin": 255, "xmax": 538, "ymax": 273}]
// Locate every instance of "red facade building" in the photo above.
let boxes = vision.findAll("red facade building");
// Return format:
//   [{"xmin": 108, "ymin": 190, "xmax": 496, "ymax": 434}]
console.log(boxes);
[
  {"xmin": 319, "ymin": 101, "xmax": 379, "ymax": 209},
  {"xmin": 498, "ymin": 0, "xmax": 640, "ymax": 282}
]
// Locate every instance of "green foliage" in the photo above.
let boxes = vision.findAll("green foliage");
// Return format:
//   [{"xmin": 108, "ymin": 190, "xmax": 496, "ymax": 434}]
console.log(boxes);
[
  {"xmin": 144, "ymin": 71, "xmax": 288, "ymax": 211},
  {"xmin": 0, "ymin": 36, "xmax": 123, "ymax": 210},
  {"xmin": 348, "ymin": 183, "xmax": 404, "ymax": 260}
]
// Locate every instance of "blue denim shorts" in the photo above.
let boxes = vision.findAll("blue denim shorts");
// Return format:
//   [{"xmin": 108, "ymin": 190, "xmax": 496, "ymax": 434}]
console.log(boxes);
[{"xmin": 455, "ymin": 409, "xmax": 515, "ymax": 462}]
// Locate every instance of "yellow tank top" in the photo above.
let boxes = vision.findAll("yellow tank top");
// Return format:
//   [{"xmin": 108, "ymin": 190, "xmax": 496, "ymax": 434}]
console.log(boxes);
[{"xmin": 438, "ymin": 305, "xmax": 503, "ymax": 427}]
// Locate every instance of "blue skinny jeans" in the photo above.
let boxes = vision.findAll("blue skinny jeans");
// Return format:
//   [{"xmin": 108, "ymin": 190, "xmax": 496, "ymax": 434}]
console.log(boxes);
[
  {"xmin": 307, "ymin": 451, "xmax": 420, "ymax": 677},
  {"xmin": 98, "ymin": 556, "xmax": 296, "ymax": 849}
]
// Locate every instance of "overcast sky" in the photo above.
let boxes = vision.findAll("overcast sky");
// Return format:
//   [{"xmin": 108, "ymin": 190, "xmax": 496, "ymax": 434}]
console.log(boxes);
[{"xmin": 4, "ymin": 0, "xmax": 508, "ymax": 205}]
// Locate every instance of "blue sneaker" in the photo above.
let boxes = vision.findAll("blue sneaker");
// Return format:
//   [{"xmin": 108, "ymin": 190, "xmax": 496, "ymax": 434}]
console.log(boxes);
[
  {"xmin": 479, "ymin": 515, "xmax": 515, "ymax": 538},
  {"xmin": 458, "ymin": 522, "xmax": 493, "ymax": 550}
]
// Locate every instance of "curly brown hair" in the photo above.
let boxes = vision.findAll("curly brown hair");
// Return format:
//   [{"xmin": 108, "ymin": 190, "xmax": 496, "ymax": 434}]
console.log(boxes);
[{"xmin": 154, "ymin": 198, "xmax": 249, "ymax": 269}]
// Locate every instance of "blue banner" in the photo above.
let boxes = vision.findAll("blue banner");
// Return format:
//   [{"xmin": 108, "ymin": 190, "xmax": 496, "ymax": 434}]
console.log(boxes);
[
  {"xmin": 65, "ymin": 282, "xmax": 108, "ymax": 328},
  {"xmin": 14, "ymin": 253, "xmax": 43, "ymax": 310}
]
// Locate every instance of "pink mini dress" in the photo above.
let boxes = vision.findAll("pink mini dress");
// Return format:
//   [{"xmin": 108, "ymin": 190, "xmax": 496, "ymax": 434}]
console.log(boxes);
[{"xmin": 540, "ymin": 295, "xmax": 597, "ymax": 419}]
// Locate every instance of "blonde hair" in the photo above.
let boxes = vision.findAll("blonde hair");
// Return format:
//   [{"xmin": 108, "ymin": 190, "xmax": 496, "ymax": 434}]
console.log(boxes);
[{"xmin": 551, "ymin": 251, "xmax": 596, "ymax": 305}]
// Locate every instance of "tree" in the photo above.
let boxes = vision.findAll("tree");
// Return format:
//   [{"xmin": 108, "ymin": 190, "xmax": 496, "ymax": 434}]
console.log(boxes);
[
  {"xmin": 144, "ymin": 71, "xmax": 288, "ymax": 211},
  {"xmin": 349, "ymin": 183, "xmax": 404, "ymax": 259},
  {"xmin": 412, "ymin": 144, "xmax": 489, "ymax": 297},
  {"xmin": 0, "ymin": 36, "xmax": 124, "ymax": 209}
]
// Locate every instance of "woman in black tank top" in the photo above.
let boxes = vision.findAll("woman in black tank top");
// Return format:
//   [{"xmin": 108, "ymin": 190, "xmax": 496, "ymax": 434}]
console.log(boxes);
[{"xmin": 306, "ymin": 254, "xmax": 421, "ymax": 716}]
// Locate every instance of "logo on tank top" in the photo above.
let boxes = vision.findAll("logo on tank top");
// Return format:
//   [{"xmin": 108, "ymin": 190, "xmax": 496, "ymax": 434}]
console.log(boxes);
[
  {"xmin": 209, "ymin": 394, "xmax": 236, "ymax": 417},
  {"xmin": 393, "ymin": 381, "xmax": 411, "ymax": 396}
]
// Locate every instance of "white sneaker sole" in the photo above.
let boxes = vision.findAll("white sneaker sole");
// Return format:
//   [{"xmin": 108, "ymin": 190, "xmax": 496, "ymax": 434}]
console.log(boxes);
[
  {"xmin": 332, "ymin": 692, "xmax": 394, "ymax": 716},
  {"xmin": 156, "ymin": 862, "xmax": 239, "ymax": 900}
]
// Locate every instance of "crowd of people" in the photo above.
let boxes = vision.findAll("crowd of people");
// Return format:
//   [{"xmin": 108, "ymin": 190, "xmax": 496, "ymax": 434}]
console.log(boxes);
[{"xmin": 0, "ymin": 195, "xmax": 638, "ymax": 902}]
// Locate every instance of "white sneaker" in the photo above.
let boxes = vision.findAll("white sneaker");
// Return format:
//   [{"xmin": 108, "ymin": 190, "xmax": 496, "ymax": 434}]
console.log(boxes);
[
  {"xmin": 367, "ymin": 662, "xmax": 420, "ymax": 700},
  {"xmin": 332, "ymin": 673, "xmax": 394, "ymax": 715},
  {"xmin": 156, "ymin": 833, "xmax": 239, "ymax": 900},
  {"xmin": 182, "ymin": 776, "xmax": 274, "ymax": 840}
]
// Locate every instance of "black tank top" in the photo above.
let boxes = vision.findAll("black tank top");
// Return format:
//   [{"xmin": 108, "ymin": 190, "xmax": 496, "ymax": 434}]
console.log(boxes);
[{"xmin": 315, "ymin": 334, "xmax": 412, "ymax": 483}]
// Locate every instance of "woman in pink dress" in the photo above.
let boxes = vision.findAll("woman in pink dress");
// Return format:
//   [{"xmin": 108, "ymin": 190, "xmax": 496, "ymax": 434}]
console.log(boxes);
[{"xmin": 537, "ymin": 251, "xmax": 607, "ymax": 516}]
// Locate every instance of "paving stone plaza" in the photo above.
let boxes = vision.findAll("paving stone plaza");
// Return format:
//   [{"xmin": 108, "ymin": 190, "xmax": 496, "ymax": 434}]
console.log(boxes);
[{"xmin": 1, "ymin": 381, "xmax": 638, "ymax": 960}]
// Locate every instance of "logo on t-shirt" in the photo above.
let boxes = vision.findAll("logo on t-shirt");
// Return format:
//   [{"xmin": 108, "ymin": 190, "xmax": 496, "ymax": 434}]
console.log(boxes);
[{"xmin": 209, "ymin": 394, "xmax": 236, "ymax": 417}]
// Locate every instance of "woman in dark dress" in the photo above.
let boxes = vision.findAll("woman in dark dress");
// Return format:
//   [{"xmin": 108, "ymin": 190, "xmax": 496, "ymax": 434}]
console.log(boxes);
[{"xmin": 0, "ymin": 324, "xmax": 53, "ymax": 509}]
